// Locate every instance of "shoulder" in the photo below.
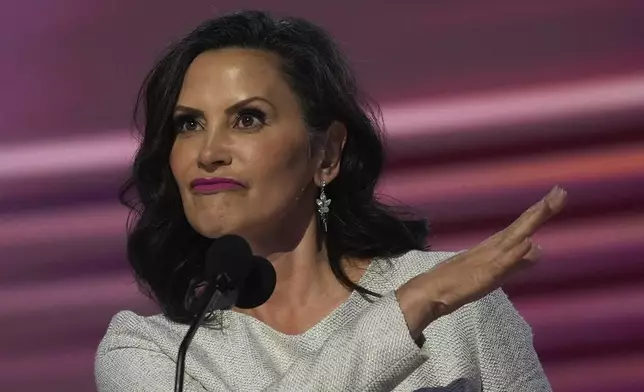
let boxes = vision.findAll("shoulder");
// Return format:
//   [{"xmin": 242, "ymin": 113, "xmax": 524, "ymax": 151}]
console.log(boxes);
[
  {"xmin": 94, "ymin": 311, "xmax": 215, "ymax": 391},
  {"xmin": 392, "ymin": 248, "xmax": 460, "ymax": 273},
  {"xmin": 369, "ymin": 249, "xmax": 460, "ymax": 291},
  {"xmin": 96, "ymin": 310, "xmax": 186, "ymax": 359}
]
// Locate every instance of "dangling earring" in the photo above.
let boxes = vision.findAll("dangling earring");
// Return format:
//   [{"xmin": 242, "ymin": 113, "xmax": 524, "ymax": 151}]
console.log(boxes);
[{"xmin": 316, "ymin": 180, "xmax": 331, "ymax": 232}]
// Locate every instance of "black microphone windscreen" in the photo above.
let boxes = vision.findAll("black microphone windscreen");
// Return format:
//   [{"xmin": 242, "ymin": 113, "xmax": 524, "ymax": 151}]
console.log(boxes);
[
  {"xmin": 237, "ymin": 256, "xmax": 277, "ymax": 309},
  {"xmin": 205, "ymin": 234, "xmax": 253, "ymax": 287}
]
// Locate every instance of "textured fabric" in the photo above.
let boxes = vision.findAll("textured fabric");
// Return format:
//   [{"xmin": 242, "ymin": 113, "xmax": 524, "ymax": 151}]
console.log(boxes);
[{"xmin": 95, "ymin": 250, "xmax": 552, "ymax": 391}]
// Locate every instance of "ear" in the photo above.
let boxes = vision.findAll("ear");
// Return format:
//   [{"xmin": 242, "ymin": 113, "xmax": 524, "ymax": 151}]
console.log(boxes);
[{"xmin": 314, "ymin": 121, "xmax": 347, "ymax": 186}]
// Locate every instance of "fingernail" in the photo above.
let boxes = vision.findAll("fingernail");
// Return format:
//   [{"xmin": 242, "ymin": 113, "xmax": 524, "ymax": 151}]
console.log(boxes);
[
  {"xmin": 551, "ymin": 185, "xmax": 566, "ymax": 198},
  {"xmin": 558, "ymin": 187, "xmax": 567, "ymax": 198},
  {"xmin": 534, "ymin": 246, "xmax": 543, "ymax": 261},
  {"xmin": 545, "ymin": 186, "xmax": 558, "ymax": 200}
]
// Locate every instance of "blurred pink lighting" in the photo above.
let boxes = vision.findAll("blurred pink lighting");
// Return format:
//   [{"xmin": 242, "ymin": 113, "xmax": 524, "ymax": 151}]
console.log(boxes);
[{"xmin": 1, "ymin": 74, "xmax": 643, "ymax": 181}]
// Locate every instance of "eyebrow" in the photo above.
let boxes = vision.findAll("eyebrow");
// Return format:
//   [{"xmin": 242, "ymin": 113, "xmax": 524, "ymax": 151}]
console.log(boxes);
[
  {"xmin": 174, "ymin": 96, "xmax": 276, "ymax": 117},
  {"xmin": 173, "ymin": 105, "xmax": 204, "ymax": 118}
]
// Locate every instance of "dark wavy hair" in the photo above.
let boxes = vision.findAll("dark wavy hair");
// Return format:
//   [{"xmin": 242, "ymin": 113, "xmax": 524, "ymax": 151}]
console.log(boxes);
[{"xmin": 119, "ymin": 10, "xmax": 429, "ymax": 324}]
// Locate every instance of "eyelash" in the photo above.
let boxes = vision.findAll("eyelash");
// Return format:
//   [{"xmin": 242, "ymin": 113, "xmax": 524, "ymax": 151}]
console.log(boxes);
[
  {"xmin": 233, "ymin": 108, "xmax": 268, "ymax": 130},
  {"xmin": 172, "ymin": 115, "xmax": 202, "ymax": 133},
  {"xmin": 172, "ymin": 108, "xmax": 268, "ymax": 134}
]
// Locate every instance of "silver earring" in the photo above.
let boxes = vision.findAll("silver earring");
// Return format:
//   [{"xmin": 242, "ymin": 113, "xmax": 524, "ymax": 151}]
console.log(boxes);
[{"xmin": 316, "ymin": 180, "xmax": 331, "ymax": 232}]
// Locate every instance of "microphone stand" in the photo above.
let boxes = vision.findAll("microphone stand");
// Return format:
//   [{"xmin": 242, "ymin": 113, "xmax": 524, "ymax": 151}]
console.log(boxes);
[{"xmin": 174, "ymin": 275, "xmax": 238, "ymax": 392}]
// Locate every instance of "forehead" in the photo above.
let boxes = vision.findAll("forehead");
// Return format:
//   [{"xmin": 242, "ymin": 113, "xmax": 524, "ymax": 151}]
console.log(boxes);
[{"xmin": 178, "ymin": 48, "xmax": 291, "ymax": 105}]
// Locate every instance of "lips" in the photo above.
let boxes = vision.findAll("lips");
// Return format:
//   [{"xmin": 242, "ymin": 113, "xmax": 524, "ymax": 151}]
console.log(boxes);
[{"xmin": 190, "ymin": 177, "xmax": 245, "ymax": 194}]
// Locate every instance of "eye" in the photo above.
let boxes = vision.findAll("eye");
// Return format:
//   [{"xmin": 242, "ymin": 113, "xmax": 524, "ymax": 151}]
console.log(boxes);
[
  {"xmin": 173, "ymin": 115, "xmax": 203, "ymax": 133},
  {"xmin": 233, "ymin": 108, "xmax": 268, "ymax": 130}
]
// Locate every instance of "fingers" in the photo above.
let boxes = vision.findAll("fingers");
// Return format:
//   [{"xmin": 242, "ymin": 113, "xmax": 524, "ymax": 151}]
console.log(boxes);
[
  {"xmin": 502, "ymin": 186, "xmax": 567, "ymax": 247},
  {"xmin": 494, "ymin": 238, "xmax": 541, "ymax": 282},
  {"xmin": 495, "ymin": 237, "xmax": 533, "ymax": 271},
  {"xmin": 522, "ymin": 242, "xmax": 542, "ymax": 263},
  {"xmin": 419, "ymin": 186, "xmax": 565, "ymax": 324}
]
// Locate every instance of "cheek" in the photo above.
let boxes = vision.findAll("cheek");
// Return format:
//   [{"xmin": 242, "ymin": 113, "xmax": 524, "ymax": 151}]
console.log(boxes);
[
  {"xmin": 169, "ymin": 140, "xmax": 192, "ymax": 187},
  {"xmin": 247, "ymin": 138, "xmax": 313, "ymax": 210},
  {"xmin": 251, "ymin": 135, "xmax": 311, "ymax": 180}
]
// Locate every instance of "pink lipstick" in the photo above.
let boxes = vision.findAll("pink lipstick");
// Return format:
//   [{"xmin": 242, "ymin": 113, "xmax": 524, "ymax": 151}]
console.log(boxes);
[{"xmin": 190, "ymin": 177, "xmax": 245, "ymax": 194}]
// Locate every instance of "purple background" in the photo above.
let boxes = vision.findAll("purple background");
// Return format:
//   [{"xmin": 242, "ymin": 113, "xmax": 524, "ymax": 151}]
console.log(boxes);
[{"xmin": 1, "ymin": 1, "xmax": 644, "ymax": 391}]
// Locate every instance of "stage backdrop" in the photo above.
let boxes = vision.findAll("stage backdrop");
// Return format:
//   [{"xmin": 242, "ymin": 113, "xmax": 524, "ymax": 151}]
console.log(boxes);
[{"xmin": 1, "ymin": 1, "xmax": 643, "ymax": 391}]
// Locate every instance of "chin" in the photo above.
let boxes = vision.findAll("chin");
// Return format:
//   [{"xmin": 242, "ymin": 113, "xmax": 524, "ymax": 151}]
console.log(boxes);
[
  {"xmin": 184, "ymin": 214, "xmax": 226, "ymax": 238},
  {"xmin": 184, "ymin": 207, "xmax": 265, "ymax": 245},
  {"xmin": 192, "ymin": 224, "xmax": 233, "ymax": 239},
  {"xmin": 183, "ymin": 205, "xmax": 230, "ymax": 237},
  {"xmin": 190, "ymin": 218, "xmax": 253, "ymax": 241}
]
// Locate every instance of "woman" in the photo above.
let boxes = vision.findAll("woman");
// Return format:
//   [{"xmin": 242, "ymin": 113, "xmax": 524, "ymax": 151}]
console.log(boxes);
[{"xmin": 96, "ymin": 10, "xmax": 566, "ymax": 391}]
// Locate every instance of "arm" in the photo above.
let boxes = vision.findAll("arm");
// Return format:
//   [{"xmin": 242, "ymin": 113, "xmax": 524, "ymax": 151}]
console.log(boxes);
[
  {"xmin": 97, "ymin": 187, "xmax": 566, "ymax": 391},
  {"xmin": 470, "ymin": 289, "xmax": 552, "ymax": 392},
  {"xmin": 96, "ymin": 348, "xmax": 209, "ymax": 392},
  {"xmin": 95, "ymin": 292, "xmax": 429, "ymax": 392},
  {"xmin": 95, "ymin": 319, "xmax": 209, "ymax": 392}
]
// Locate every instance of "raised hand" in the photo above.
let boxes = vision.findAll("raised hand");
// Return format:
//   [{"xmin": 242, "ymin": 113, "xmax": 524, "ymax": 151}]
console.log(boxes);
[{"xmin": 396, "ymin": 186, "xmax": 568, "ymax": 339}]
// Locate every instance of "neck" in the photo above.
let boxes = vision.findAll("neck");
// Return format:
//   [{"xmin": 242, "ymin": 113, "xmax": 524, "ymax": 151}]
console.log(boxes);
[{"xmin": 234, "ymin": 216, "xmax": 369, "ymax": 332}]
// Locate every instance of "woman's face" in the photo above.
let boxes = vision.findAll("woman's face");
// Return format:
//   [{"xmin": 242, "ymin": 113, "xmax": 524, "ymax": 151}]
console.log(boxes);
[{"xmin": 170, "ymin": 48, "xmax": 325, "ymax": 252}]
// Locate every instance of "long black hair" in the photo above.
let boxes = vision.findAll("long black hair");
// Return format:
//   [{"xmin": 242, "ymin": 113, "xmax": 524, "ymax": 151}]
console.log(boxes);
[{"xmin": 119, "ymin": 10, "xmax": 429, "ymax": 324}]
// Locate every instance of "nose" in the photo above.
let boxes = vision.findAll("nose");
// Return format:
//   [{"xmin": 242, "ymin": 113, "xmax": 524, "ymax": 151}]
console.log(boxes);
[{"xmin": 197, "ymin": 130, "xmax": 232, "ymax": 171}]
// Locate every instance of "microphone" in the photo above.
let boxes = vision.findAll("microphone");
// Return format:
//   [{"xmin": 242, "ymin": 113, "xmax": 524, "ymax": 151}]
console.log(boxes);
[
  {"xmin": 236, "ymin": 255, "xmax": 277, "ymax": 309},
  {"xmin": 174, "ymin": 235, "xmax": 276, "ymax": 392}
]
